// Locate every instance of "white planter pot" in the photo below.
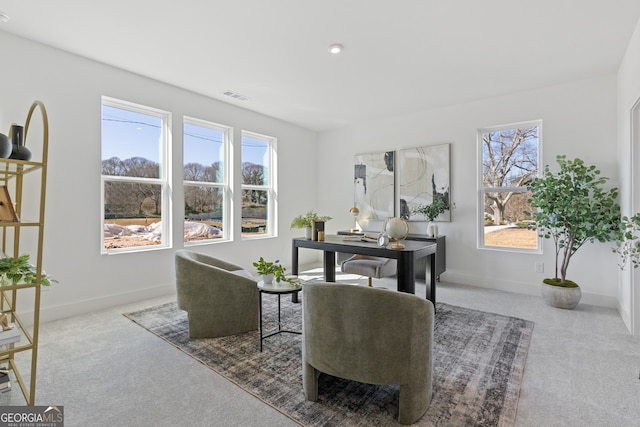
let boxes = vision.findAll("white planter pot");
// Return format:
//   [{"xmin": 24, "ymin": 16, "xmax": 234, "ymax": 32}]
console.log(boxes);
[
  {"xmin": 304, "ymin": 227, "xmax": 312, "ymax": 240},
  {"xmin": 540, "ymin": 282, "xmax": 582, "ymax": 309},
  {"xmin": 427, "ymin": 222, "xmax": 439, "ymax": 238},
  {"xmin": 261, "ymin": 274, "xmax": 274, "ymax": 285}
]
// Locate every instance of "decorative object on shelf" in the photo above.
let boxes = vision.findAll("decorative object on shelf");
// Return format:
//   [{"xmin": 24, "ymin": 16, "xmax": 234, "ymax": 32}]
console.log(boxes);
[
  {"xmin": 0, "ymin": 369, "xmax": 10, "ymax": 393},
  {"xmin": 290, "ymin": 211, "xmax": 332, "ymax": 240},
  {"xmin": 411, "ymin": 197, "xmax": 454, "ymax": 237},
  {"xmin": 0, "ymin": 254, "xmax": 56, "ymax": 287},
  {"xmin": 0, "ymin": 313, "xmax": 12, "ymax": 331},
  {"xmin": 529, "ymin": 156, "xmax": 620, "ymax": 309},
  {"xmin": 0, "ymin": 186, "xmax": 18, "ymax": 222},
  {"xmin": 386, "ymin": 217, "xmax": 409, "ymax": 249},
  {"xmin": 0, "ymin": 327, "xmax": 20, "ymax": 346},
  {"xmin": 253, "ymin": 257, "xmax": 299, "ymax": 287},
  {"xmin": 0, "ymin": 133, "xmax": 11, "ymax": 158},
  {"xmin": 8, "ymin": 124, "xmax": 31, "ymax": 161}
]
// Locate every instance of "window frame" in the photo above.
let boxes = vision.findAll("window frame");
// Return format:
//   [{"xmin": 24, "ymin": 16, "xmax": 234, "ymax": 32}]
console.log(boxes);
[
  {"xmin": 240, "ymin": 130, "xmax": 277, "ymax": 239},
  {"xmin": 477, "ymin": 120, "xmax": 542, "ymax": 253},
  {"xmin": 101, "ymin": 96, "xmax": 172, "ymax": 254},
  {"xmin": 182, "ymin": 116, "xmax": 232, "ymax": 244}
]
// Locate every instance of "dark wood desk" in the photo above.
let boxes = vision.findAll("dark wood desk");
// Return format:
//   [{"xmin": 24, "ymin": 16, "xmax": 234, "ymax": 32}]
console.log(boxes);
[
  {"xmin": 291, "ymin": 235, "xmax": 437, "ymax": 307},
  {"xmin": 337, "ymin": 231, "xmax": 446, "ymax": 280}
]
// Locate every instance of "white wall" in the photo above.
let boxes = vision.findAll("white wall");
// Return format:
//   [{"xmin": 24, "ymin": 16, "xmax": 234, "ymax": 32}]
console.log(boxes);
[
  {"xmin": 617, "ymin": 17, "xmax": 640, "ymax": 335},
  {"xmin": 0, "ymin": 32, "xmax": 318, "ymax": 322},
  {"xmin": 317, "ymin": 75, "xmax": 620, "ymax": 307},
  {"xmin": 0, "ymin": 27, "xmax": 632, "ymax": 325}
]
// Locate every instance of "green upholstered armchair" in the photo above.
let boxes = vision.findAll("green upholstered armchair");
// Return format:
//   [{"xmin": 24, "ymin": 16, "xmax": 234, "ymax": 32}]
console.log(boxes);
[
  {"xmin": 175, "ymin": 249, "xmax": 259, "ymax": 339},
  {"xmin": 302, "ymin": 282, "xmax": 434, "ymax": 425}
]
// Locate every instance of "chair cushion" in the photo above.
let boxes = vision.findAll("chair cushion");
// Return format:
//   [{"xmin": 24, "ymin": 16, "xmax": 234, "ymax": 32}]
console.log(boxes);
[{"xmin": 341, "ymin": 256, "xmax": 397, "ymax": 279}]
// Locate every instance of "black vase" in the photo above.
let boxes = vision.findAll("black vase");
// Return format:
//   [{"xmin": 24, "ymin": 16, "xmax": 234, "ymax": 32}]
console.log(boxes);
[
  {"xmin": 9, "ymin": 125, "xmax": 31, "ymax": 161},
  {"xmin": 0, "ymin": 133, "xmax": 11, "ymax": 159}
]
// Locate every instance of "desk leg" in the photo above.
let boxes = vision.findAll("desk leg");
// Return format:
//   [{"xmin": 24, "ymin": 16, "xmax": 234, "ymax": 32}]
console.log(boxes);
[
  {"xmin": 324, "ymin": 251, "xmax": 336, "ymax": 282},
  {"xmin": 425, "ymin": 253, "xmax": 436, "ymax": 310},
  {"xmin": 259, "ymin": 291, "xmax": 263, "ymax": 352},
  {"xmin": 396, "ymin": 253, "xmax": 415, "ymax": 294},
  {"xmin": 292, "ymin": 243, "xmax": 299, "ymax": 275},
  {"xmin": 291, "ymin": 243, "xmax": 300, "ymax": 303}
]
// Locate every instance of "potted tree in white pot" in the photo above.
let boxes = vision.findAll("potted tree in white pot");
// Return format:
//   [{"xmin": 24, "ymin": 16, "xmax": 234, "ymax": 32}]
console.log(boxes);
[{"xmin": 528, "ymin": 155, "xmax": 620, "ymax": 309}]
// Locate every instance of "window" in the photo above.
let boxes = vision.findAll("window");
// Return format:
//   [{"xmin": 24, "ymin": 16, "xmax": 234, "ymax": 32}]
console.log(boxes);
[
  {"xmin": 183, "ymin": 118, "xmax": 230, "ymax": 243},
  {"xmin": 241, "ymin": 131, "xmax": 276, "ymax": 238},
  {"xmin": 479, "ymin": 121, "xmax": 541, "ymax": 251},
  {"xmin": 101, "ymin": 97, "xmax": 171, "ymax": 252}
]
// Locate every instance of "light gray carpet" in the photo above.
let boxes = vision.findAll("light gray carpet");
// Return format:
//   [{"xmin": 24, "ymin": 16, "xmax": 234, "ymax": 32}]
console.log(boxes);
[{"xmin": 125, "ymin": 296, "xmax": 533, "ymax": 426}]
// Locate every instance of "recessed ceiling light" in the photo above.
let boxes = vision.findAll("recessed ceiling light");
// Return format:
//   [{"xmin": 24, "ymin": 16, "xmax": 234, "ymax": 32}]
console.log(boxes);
[
  {"xmin": 0, "ymin": 12, "xmax": 10, "ymax": 23},
  {"xmin": 328, "ymin": 44, "xmax": 343, "ymax": 54}
]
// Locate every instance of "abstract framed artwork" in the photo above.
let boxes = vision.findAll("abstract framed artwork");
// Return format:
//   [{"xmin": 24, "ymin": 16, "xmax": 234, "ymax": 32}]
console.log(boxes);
[
  {"xmin": 353, "ymin": 151, "xmax": 395, "ymax": 231},
  {"xmin": 398, "ymin": 143, "xmax": 451, "ymax": 221}
]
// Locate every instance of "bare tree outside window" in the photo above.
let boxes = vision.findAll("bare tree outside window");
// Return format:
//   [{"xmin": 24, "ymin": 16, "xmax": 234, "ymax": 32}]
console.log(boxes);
[
  {"xmin": 101, "ymin": 99, "xmax": 170, "ymax": 252},
  {"xmin": 183, "ymin": 118, "xmax": 229, "ymax": 243},
  {"xmin": 480, "ymin": 122, "xmax": 541, "ymax": 250},
  {"xmin": 241, "ymin": 132, "xmax": 275, "ymax": 238}
]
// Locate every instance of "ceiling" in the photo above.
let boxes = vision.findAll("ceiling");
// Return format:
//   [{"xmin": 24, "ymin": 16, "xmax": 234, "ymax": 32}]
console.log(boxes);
[{"xmin": 1, "ymin": 1, "xmax": 640, "ymax": 132}]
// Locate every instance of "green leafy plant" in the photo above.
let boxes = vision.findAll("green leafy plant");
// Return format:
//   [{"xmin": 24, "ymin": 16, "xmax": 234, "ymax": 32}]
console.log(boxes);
[
  {"xmin": 411, "ymin": 198, "xmax": 453, "ymax": 221},
  {"xmin": 290, "ymin": 211, "xmax": 332, "ymax": 229},
  {"xmin": 252, "ymin": 257, "xmax": 300, "ymax": 286},
  {"xmin": 613, "ymin": 213, "xmax": 640, "ymax": 270},
  {"xmin": 253, "ymin": 257, "xmax": 282, "ymax": 276},
  {"xmin": 0, "ymin": 254, "xmax": 56, "ymax": 286},
  {"xmin": 528, "ymin": 156, "xmax": 620, "ymax": 287}
]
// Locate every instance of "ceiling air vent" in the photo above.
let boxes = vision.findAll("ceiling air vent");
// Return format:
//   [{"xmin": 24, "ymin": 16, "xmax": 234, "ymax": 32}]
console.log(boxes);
[{"xmin": 221, "ymin": 90, "xmax": 250, "ymax": 101}]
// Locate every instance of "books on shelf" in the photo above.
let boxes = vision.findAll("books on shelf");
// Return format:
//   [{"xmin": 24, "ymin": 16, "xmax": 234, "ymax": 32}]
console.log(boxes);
[
  {"xmin": 0, "ymin": 370, "xmax": 11, "ymax": 392},
  {"xmin": 0, "ymin": 327, "xmax": 20, "ymax": 346}
]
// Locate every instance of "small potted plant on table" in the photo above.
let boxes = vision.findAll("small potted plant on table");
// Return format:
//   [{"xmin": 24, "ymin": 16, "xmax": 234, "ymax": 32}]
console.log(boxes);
[
  {"xmin": 290, "ymin": 211, "xmax": 332, "ymax": 240},
  {"xmin": 253, "ymin": 257, "xmax": 300, "ymax": 287}
]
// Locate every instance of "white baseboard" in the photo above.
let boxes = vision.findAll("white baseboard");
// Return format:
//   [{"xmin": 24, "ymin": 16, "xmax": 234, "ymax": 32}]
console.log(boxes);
[
  {"xmin": 34, "ymin": 283, "xmax": 176, "ymax": 325},
  {"xmin": 443, "ymin": 271, "xmax": 618, "ymax": 308}
]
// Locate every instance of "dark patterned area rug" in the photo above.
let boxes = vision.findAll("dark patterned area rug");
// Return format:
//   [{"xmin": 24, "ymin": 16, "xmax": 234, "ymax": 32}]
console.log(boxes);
[{"xmin": 124, "ymin": 298, "xmax": 533, "ymax": 426}]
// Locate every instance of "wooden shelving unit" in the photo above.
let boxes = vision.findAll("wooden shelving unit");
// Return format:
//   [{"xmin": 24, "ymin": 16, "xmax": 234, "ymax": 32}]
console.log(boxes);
[{"xmin": 0, "ymin": 101, "xmax": 49, "ymax": 405}]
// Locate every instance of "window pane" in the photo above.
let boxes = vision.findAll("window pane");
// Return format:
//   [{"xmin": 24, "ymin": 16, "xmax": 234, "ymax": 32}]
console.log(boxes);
[
  {"xmin": 183, "ymin": 123, "xmax": 224, "ymax": 183},
  {"xmin": 103, "ymin": 181, "xmax": 162, "ymax": 250},
  {"xmin": 184, "ymin": 185, "xmax": 224, "ymax": 242},
  {"xmin": 241, "ymin": 136, "xmax": 268, "ymax": 186},
  {"xmin": 480, "ymin": 122, "xmax": 540, "ymax": 251},
  {"xmin": 242, "ymin": 189, "xmax": 268, "ymax": 236},
  {"xmin": 483, "ymin": 191, "xmax": 538, "ymax": 249},
  {"xmin": 102, "ymin": 105, "xmax": 162, "ymax": 177},
  {"xmin": 482, "ymin": 127, "xmax": 538, "ymax": 188}
]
